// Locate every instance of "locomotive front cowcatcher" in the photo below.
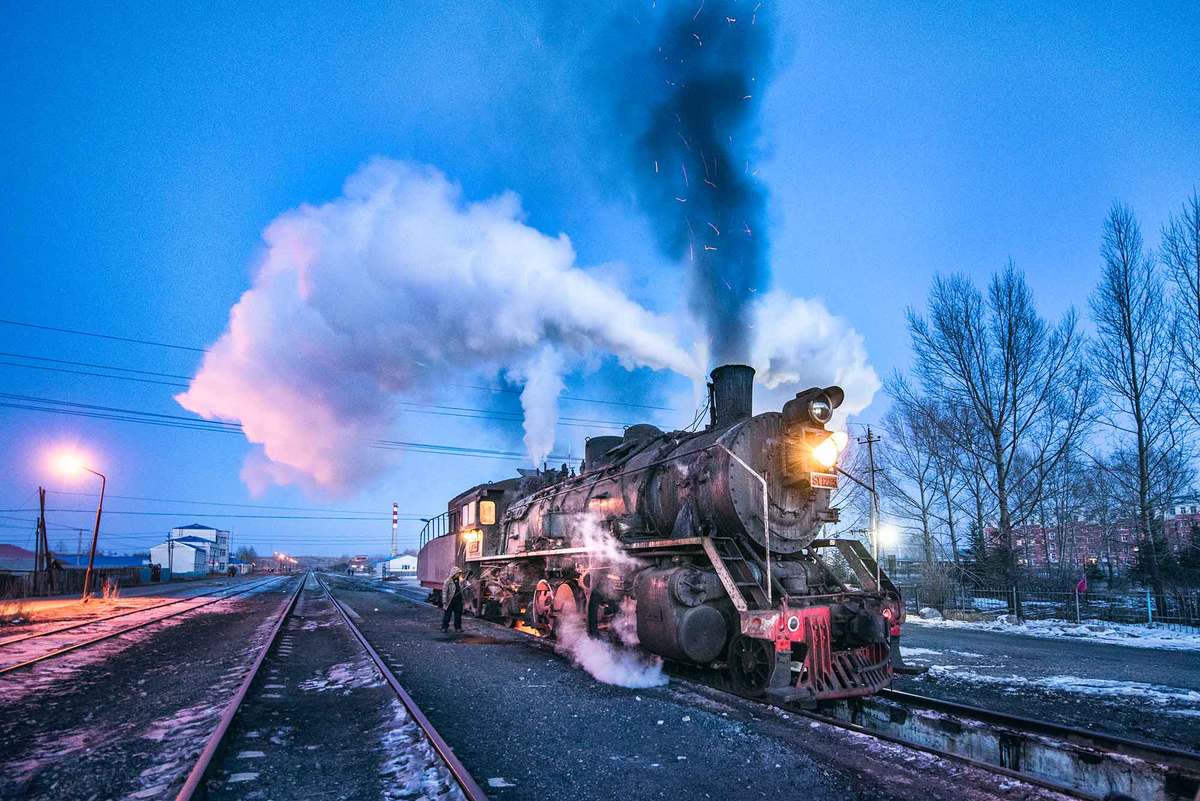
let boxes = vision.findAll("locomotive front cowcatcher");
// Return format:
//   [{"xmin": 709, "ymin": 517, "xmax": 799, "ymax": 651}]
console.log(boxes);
[{"xmin": 417, "ymin": 365, "xmax": 903, "ymax": 703}]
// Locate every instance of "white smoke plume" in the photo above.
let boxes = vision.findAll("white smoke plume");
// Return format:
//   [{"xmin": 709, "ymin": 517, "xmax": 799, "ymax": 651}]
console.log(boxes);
[
  {"xmin": 554, "ymin": 607, "xmax": 667, "ymax": 689},
  {"xmin": 176, "ymin": 159, "xmax": 700, "ymax": 493},
  {"xmin": 575, "ymin": 512, "xmax": 646, "ymax": 573},
  {"xmin": 505, "ymin": 346, "xmax": 565, "ymax": 468},
  {"xmin": 748, "ymin": 290, "xmax": 881, "ymax": 425}
]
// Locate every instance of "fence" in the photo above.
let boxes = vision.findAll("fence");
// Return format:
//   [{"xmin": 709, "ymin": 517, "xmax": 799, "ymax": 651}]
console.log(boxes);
[
  {"xmin": 900, "ymin": 583, "xmax": 1200, "ymax": 633},
  {"xmin": 0, "ymin": 566, "xmax": 160, "ymax": 600}
]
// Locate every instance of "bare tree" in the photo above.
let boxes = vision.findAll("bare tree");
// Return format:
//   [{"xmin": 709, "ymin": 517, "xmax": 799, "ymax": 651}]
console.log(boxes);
[
  {"xmin": 1162, "ymin": 191, "xmax": 1200, "ymax": 429},
  {"xmin": 904, "ymin": 263, "xmax": 1093, "ymax": 588},
  {"xmin": 1090, "ymin": 203, "xmax": 1186, "ymax": 612},
  {"xmin": 876, "ymin": 403, "xmax": 940, "ymax": 567}
]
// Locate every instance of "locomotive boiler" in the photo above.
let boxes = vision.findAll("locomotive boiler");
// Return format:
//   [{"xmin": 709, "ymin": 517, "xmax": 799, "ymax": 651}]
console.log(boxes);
[{"xmin": 416, "ymin": 365, "xmax": 903, "ymax": 703}]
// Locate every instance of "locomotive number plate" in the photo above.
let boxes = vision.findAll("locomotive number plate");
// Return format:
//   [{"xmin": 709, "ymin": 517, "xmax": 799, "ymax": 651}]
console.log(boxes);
[{"xmin": 809, "ymin": 471, "xmax": 838, "ymax": 489}]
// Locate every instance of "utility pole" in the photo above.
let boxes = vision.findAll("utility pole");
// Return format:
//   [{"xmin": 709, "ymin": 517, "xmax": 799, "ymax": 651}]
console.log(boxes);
[
  {"xmin": 858, "ymin": 427, "xmax": 883, "ymax": 586},
  {"xmin": 80, "ymin": 468, "xmax": 106, "ymax": 602},
  {"xmin": 76, "ymin": 529, "xmax": 83, "ymax": 566},
  {"xmin": 35, "ymin": 487, "xmax": 48, "ymax": 594}
]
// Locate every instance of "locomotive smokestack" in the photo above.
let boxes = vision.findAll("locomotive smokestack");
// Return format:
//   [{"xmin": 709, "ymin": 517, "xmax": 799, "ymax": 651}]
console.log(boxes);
[{"xmin": 709, "ymin": 364, "xmax": 755, "ymax": 429}]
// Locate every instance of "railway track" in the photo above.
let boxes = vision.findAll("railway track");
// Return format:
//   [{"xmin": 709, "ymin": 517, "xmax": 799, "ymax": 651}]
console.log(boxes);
[
  {"xmin": 0, "ymin": 575, "xmax": 289, "ymax": 675},
  {"xmin": 806, "ymin": 688, "xmax": 1200, "ymax": 801},
  {"xmin": 174, "ymin": 572, "xmax": 485, "ymax": 801},
  {"xmin": 353, "ymin": 575, "xmax": 1200, "ymax": 801}
]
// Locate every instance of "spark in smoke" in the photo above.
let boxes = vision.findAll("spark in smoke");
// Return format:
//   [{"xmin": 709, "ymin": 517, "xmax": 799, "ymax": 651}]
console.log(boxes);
[{"xmin": 617, "ymin": 0, "xmax": 774, "ymax": 363}]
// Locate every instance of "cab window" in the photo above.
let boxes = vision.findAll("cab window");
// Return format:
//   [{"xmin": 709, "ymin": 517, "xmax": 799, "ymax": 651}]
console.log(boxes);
[
  {"xmin": 479, "ymin": 500, "xmax": 496, "ymax": 525},
  {"xmin": 461, "ymin": 502, "xmax": 475, "ymax": 527}
]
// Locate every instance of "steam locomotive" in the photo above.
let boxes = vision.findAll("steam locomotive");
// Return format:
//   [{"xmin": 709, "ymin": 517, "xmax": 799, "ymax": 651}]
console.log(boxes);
[{"xmin": 416, "ymin": 365, "xmax": 903, "ymax": 703}]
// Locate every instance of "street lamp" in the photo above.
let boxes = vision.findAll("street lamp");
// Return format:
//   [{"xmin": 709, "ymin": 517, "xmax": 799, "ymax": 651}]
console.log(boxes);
[{"xmin": 53, "ymin": 449, "xmax": 106, "ymax": 603}]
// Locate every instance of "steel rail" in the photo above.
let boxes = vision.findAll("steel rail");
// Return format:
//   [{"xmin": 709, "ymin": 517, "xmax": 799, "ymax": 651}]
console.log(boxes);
[
  {"xmin": 174, "ymin": 574, "xmax": 305, "ymax": 801},
  {"xmin": 0, "ymin": 576, "xmax": 288, "ymax": 675},
  {"xmin": 0, "ymin": 577, "xmax": 276, "ymax": 649},
  {"xmin": 345, "ymin": 574, "xmax": 1199, "ymax": 800},
  {"xmin": 880, "ymin": 688, "xmax": 1200, "ymax": 768},
  {"xmin": 314, "ymin": 572, "xmax": 488, "ymax": 801},
  {"xmin": 795, "ymin": 688, "xmax": 1200, "ymax": 801},
  {"xmin": 872, "ymin": 689, "xmax": 1200, "ymax": 798}
]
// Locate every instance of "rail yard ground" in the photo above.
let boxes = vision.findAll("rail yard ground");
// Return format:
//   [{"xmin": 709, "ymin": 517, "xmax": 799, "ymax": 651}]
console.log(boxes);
[
  {"xmin": 897, "ymin": 622, "xmax": 1200, "ymax": 752},
  {"xmin": 0, "ymin": 578, "xmax": 294, "ymax": 800},
  {"xmin": 3, "ymin": 570, "xmax": 1197, "ymax": 801}
]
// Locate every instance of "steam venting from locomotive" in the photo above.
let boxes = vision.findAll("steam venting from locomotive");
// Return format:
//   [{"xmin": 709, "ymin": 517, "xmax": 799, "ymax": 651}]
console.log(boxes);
[
  {"xmin": 619, "ymin": 0, "xmax": 773, "ymax": 363},
  {"xmin": 176, "ymin": 160, "xmax": 698, "ymax": 493}
]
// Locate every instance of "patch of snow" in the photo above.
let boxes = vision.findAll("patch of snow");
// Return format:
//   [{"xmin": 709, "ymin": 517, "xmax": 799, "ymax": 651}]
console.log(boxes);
[
  {"xmin": 378, "ymin": 699, "xmax": 464, "ymax": 801},
  {"xmin": 907, "ymin": 616, "xmax": 1200, "ymax": 651},
  {"xmin": 919, "ymin": 665, "xmax": 1200, "ymax": 717},
  {"xmin": 899, "ymin": 646, "xmax": 944, "ymax": 658},
  {"xmin": 297, "ymin": 657, "xmax": 383, "ymax": 694}
]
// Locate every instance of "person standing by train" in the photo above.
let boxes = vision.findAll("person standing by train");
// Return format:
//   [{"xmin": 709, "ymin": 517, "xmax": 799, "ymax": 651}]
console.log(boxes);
[{"xmin": 440, "ymin": 566, "xmax": 465, "ymax": 632}]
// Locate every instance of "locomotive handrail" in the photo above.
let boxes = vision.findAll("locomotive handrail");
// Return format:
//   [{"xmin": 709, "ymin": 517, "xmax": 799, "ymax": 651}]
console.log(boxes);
[
  {"xmin": 717, "ymin": 444, "xmax": 773, "ymax": 606},
  {"xmin": 419, "ymin": 511, "xmax": 451, "ymax": 549}
]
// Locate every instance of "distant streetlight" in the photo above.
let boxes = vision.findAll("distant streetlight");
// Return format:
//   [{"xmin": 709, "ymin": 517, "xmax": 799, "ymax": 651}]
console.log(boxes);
[{"xmin": 53, "ymin": 449, "xmax": 106, "ymax": 602}]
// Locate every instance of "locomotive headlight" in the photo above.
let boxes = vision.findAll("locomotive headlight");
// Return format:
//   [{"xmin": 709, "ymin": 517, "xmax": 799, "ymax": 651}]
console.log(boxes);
[
  {"xmin": 807, "ymin": 396, "xmax": 834, "ymax": 424},
  {"xmin": 811, "ymin": 431, "xmax": 849, "ymax": 469}
]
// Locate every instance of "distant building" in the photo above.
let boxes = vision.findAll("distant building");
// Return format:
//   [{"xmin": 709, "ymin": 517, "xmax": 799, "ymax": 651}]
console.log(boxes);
[
  {"xmin": 375, "ymin": 554, "xmax": 417, "ymax": 578},
  {"xmin": 0, "ymin": 544, "xmax": 37, "ymax": 573},
  {"xmin": 227, "ymin": 556, "xmax": 252, "ymax": 575},
  {"xmin": 168, "ymin": 524, "xmax": 231, "ymax": 573},
  {"xmin": 348, "ymin": 555, "xmax": 371, "ymax": 576},
  {"xmin": 150, "ymin": 539, "xmax": 208, "ymax": 576},
  {"xmin": 57, "ymin": 553, "xmax": 148, "ymax": 569}
]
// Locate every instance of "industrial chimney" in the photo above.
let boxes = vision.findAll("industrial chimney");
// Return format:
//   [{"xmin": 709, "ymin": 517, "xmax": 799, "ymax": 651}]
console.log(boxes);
[{"xmin": 709, "ymin": 364, "xmax": 755, "ymax": 429}]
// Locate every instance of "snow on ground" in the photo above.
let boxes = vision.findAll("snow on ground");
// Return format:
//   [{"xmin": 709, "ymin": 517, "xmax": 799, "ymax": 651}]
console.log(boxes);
[
  {"xmin": 378, "ymin": 698, "xmax": 464, "ymax": 801},
  {"xmin": 915, "ymin": 664, "xmax": 1200, "ymax": 718},
  {"xmin": 907, "ymin": 615, "xmax": 1200, "ymax": 651},
  {"xmin": 298, "ymin": 657, "xmax": 384, "ymax": 694}
]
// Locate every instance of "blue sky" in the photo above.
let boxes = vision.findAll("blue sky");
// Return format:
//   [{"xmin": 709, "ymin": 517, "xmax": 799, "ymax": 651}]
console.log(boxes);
[{"xmin": 2, "ymin": 1, "xmax": 1197, "ymax": 557}]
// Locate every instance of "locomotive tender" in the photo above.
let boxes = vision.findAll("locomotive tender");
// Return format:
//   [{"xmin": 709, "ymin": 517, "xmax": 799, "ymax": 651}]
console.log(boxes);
[{"xmin": 417, "ymin": 365, "xmax": 903, "ymax": 702}]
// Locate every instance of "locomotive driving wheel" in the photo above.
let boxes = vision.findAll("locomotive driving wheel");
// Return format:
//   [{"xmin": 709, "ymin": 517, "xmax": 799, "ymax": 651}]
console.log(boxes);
[
  {"xmin": 531, "ymin": 579, "xmax": 554, "ymax": 627},
  {"xmin": 728, "ymin": 635, "xmax": 776, "ymax": 697}
]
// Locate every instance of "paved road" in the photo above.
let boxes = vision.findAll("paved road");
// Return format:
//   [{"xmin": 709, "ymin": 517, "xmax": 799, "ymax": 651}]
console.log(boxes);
[{"xmin": 896, "ymin": 622, "xmax": 1200, "ymax": 750}]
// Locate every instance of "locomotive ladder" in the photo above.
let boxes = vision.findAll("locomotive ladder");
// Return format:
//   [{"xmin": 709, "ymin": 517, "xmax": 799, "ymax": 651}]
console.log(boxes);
[{"xmin": 709, "ymin": 536, "xmax": 772, "ymax": 609}]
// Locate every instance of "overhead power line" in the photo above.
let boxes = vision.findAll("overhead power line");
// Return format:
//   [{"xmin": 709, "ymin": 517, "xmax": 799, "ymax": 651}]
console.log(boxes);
[
  {"xmin": 43, "ymin": 489, "xmax": 406, "ymax": 516},
  {"xmin": 0, "ymin": 318, "xmax": 207, "ymax": 353},
  {"xmin": 0, "ymin": 320, "xmax": 675, "ymax": 412},
  {"xmin": 0, "ymin": 507, "xmax": 397, "ymax": 521},
  {"xmin": 0, "ymin": 392, "xmax": 579, "ymax": 462}
]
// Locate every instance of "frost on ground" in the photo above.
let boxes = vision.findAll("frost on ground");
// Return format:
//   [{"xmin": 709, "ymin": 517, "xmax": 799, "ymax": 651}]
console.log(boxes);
[
  {"xmin": 907, "ymin": 615, "xmax": 1200, "ymax": 651},
  {"xmin": 917, "ymin": 665, "xmax": 1200, "ymax": 718},
  {"xmin": 298, "ymin": 656, "xmax": 384, "ymax": 694},
  {"xmin": 378, "ymin": 699, "xmax": 464, "ymax": 801},
  {"xmin": 901, "ymin": 646, "xmax": 986, "ymax": 660},
  {"xmin": 119, "ymin": 592, "xmax": 288, "ymax": 800}
]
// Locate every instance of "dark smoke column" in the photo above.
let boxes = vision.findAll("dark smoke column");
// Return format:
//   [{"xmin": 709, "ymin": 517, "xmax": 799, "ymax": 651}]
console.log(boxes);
[{"xmin": 629, "ymin": 0, "xmax": 772, "ymax": 364}]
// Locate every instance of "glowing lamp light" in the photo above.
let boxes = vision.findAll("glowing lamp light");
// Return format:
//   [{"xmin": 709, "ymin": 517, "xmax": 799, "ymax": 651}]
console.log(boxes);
[
  {"xmin": 876, "ymin": 523, "xmax": 900, "ymax": 549},
  {"xmin": 53, "ymin": 450, "xmax": 88, "ymax": 477},
  {"xmin": 462, "ymin": 529, "xmax": 482, "ymax": 544},
  {"xmin": 810, "ymin": 431, "xmax": 849, "ymax": 469}
]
